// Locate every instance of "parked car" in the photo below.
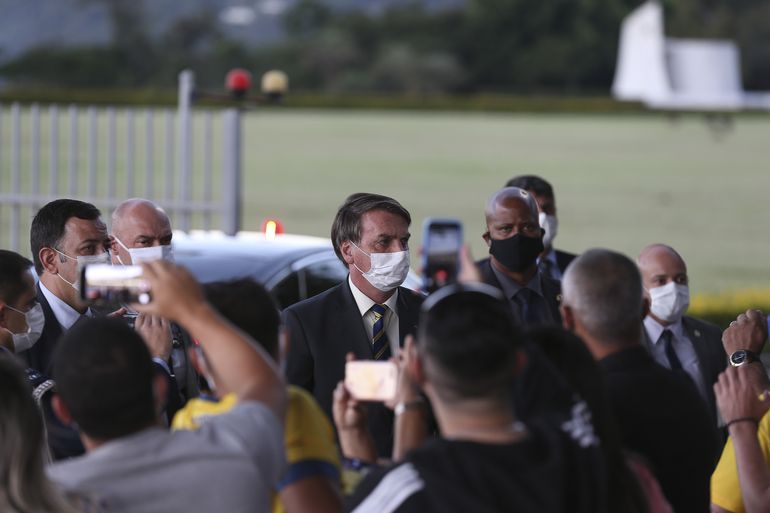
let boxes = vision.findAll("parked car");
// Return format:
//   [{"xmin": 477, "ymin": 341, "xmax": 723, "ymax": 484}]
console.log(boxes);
[{"xmin": 172, "ymin": 230, "xmax": 421, "ymax": 310}]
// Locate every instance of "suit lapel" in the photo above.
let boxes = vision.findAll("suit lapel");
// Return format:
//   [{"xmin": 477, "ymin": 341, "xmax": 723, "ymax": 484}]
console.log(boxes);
[
  {"xmin": 397, "ymin": 287, "xmax": 422, "ymax": 346},
  {"xmin": 335, "ymin": 281, "xmax": 377, "ymax": 359}
]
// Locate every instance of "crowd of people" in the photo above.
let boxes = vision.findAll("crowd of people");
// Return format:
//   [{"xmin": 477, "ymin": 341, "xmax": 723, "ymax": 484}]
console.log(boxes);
[{"xmin": 0, "ymin": 176, "xmax": 769, "ymax": 513}]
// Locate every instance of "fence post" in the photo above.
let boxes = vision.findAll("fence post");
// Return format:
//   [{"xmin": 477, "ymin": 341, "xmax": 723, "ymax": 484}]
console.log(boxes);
[
  {"xmin": 221, "ymin": 108, "xmax": 242, "ymax": 236},
  {"xmin": 177, "ymin": 69, "xmax": 194, "ymax": 231}
]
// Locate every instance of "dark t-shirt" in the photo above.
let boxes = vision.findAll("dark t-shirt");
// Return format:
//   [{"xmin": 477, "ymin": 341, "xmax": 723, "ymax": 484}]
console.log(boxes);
[{"xmin": 346, "ymin": 423, "xmax": 605, "ymax": 513}]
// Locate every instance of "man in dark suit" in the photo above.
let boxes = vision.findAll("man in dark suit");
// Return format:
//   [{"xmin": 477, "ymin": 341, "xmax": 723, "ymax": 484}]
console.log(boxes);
[
  {"xmin": 506, "ymin": 175, "xmax": 577, "ymax": 279},
  {"xmin": 638, "ymin": 243, "xmax": 726, "ymax": 424},
  {"xmin": 22, "ymin": 199, "xmax": 113, "ymax": 375},
  {"xmin": 477, "ymin": 187, "xmax": 562, "ymax": 328},
  {"xmin": 560, "ymin": 248, "xmax": 719, "ymax": 513},
  {"xmin": 284, "ymin": 193, "xmax": 423, "ymax": 457}
]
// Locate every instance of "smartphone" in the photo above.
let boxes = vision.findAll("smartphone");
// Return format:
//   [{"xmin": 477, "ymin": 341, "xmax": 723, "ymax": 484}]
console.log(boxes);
[
  {"xmin": 80, "ymin": 264, "xmax": 151, "ymax": 306},
  {"xmin": 345, "ymin": 361, "xmax": 398, "ymax": 402},
  {"xmin": 422, "ymin": 218, "xmax": 463, "ymax": 294}
]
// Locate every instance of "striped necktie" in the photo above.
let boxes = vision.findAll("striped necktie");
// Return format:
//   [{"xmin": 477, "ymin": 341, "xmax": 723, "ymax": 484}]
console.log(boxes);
[{"xmin": 370, "ymin": 304, "xmax": 391, "ymax": 360}]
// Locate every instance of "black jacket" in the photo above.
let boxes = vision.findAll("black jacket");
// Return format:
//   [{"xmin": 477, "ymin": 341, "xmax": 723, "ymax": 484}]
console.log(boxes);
[{"xmin": 283, "ymin": 279, "xmax": 423, "ymax": 457}]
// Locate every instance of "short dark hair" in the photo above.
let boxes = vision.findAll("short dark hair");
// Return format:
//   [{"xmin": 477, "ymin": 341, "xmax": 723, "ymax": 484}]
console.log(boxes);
[
  {"xmin": 505, "ymin": 175, "xmax": 554, "ymax": 199},
  {"xmin": 204, "ymin": 278, "xmax": 281, "ymax": 358},
  {"xmin": 52, "ymin": 317, "xmax": 155, "ymax": 440},
  {"xmin": 0, "ymin": 250, "xmax": 34, "ymax": 305},
  {"xmin": 30, "ymin": 199, "xmax": 102, "ymax": 274},
  {"xmin": 418, "ymin": 284, "xmax": 521, "ymax": 402},
  {"xmin": 330, "ymin": 193, "xmax": 411, "ymax": 264}
]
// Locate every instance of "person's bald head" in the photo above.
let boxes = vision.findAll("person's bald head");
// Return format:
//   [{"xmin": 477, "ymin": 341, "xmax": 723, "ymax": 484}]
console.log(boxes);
[
  {"xmin": 110, "ymin": 199, "xmax": 172, "ymax": 265},
  {"xmin": 561, "ymin": 249, "xmax": 646, "ymax": 349},
  {"xmin": 484, "ymin": 187, "xmax": 539, "ymax": 228},
  {"xmin": 637, "ymin": 244, "xmax": 688, "ymax": 293}
]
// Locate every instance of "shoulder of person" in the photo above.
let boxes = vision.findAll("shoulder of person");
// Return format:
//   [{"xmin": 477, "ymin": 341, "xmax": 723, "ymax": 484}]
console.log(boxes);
[
  {"xmin": 682, "ymin": 315, "xmax": 722, "ymax": 339},
  {"xmin": 283, "ymin": 281, "xmax": 349, "ymax": 316},
  {"xmin": 346, "ymin": 460, "xmax": 425, "ymax": 513}
]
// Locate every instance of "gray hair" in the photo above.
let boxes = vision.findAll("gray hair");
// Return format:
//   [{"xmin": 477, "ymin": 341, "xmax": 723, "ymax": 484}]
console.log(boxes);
[{"xmin": 562, "ymin": 248, "xmax": 644, "ymax": 345}]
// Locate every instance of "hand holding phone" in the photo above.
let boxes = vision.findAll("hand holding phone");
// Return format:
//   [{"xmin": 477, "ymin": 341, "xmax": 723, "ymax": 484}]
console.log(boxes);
[
  {"xmin": 422, "ymin": 218, "xmax": 463, "ymax": 294},
  {"xmin": 345, "ymin": 360, "xmax": 398, "ymax": 402}
]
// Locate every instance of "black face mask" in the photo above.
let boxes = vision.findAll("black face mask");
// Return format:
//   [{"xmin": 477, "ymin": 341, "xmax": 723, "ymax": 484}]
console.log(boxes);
[{"xmin": 489, "ymin": 233, "xmax": 544, "ymax": 273}]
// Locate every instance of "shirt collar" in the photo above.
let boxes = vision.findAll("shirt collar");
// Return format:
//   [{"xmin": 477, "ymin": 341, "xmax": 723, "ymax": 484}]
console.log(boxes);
[
  {"xmin": 39, "ymin": 280, "xmax": 90, "ymax": 330},
  {"xmin": 644, "ymin": 315, "xmax": 685, "ymax": 345},
  {"xmin": 348, "ymin": 276, "xmax": 399, "ymax": 317},
  {"xmin": 490, "ymin": 264, "xmax": 543, "ymax": 299}
]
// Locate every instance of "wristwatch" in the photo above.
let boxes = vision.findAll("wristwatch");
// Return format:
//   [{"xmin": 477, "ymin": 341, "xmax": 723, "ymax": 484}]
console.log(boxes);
[{"xmin": 729, "ymin": 350, "xmax": 760, "ymax": 367}]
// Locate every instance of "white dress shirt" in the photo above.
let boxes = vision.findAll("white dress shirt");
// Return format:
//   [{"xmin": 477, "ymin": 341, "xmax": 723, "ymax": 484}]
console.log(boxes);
[
  {"xmin": 644, "ymin": 315, "xmax": 709, "ymax": 402},
  {"xmin": 39, "ymin": 280, "xmax": 93, "ymax": 330},
  {"xmin": 348, "ymin": 276, "xmax": 400, "ymax": 357}
]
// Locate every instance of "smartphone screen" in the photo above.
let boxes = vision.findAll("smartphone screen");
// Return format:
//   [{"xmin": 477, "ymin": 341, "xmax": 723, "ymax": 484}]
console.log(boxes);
[
  {"xmin": 422, "ymin": 218, "xmax": 463, "ymax": 294},
  {"xmin": 345, "ymin": 361, "xmax": 398, "ymax": 402},
  {"xmin": 80, "ymin": 264, "xmax": 151, "ymax": 306}
]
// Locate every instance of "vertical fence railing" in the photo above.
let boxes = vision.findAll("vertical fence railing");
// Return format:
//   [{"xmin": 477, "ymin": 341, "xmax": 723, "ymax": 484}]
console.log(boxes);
[{"xmin": 0, "ymin": 71, "xmax": 242, "ymax": 255}]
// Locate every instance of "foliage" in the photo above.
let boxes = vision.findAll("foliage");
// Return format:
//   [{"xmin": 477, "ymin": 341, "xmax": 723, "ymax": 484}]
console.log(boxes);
[
  {"xmin": 1, "ymin": 0, "xmax": 769, "ymax": 93},
  {"xmin": 690, "ymin": 289, "xmax": 770, "ymax": 329}
]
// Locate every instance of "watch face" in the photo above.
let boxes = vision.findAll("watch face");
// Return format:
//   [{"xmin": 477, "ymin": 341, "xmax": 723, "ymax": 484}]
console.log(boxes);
[{"xmin": 731, "ymin": 351, "xmax": 748, "ymax": 366}]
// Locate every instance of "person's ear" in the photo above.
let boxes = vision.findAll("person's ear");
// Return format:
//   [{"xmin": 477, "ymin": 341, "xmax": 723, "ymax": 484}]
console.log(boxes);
[
  {"xmin": 482, "ymin": 231, "xmax": 491, "ymax": 247},
  {"xmin": 0, "ymin": 303, "xmax": 7, "ymax": 328},
  {"xmin": 39, "ymin": 247, "xmax": 60, "ymax": 274},
  {"xmin": 340, "ymin": 240, "xmax": 355, "ymax": 266},
  {"xmin": 51, "ymin": 394, "xmax": 74, "ymax": 426},
  {"xmin": 405, "ymin": 336, "xmax": 425, "ymax": 387},
  {"xmin": 109, "ymin": 236, "xmax": 120, "ymax": 256},
  {"xmin": 642, "ymin": 296, "xmax": 650, "ymax": 320},
  {"xmin": 560, "ymin": 304, "xmax": 576, "ymax": 332}
]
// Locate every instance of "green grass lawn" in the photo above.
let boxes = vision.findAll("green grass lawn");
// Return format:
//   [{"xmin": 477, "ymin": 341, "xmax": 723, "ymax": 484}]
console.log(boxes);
[
  {"xmin": 240, "ymin": 110, "xmax": 770, "ymax": 294},
  {"xmin": 2, "ymin": 107, "xmax": 768, "ymax": 294}
]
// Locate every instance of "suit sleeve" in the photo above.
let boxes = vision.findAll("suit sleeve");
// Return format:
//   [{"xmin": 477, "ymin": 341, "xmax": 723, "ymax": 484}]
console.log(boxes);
[{"xmin": 283, "ymin": 307, "xmax": 315, "ymax": 393}]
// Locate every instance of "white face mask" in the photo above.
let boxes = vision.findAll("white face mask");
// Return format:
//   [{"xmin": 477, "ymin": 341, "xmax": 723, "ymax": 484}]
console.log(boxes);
[
  {"xmin": 539, "ymin": 212, "xmax": 558, "ymax": 248},
  {"xmin": 114, "ymin": 236, "xmax": 174, "ymax": 264},
  {"xmin": 648, "ymin": 282, "xmax": 690, "ymax": 323},
  {"xmin": 54, "ymin": 249, "xmax": 111, "ymax": 291},
  {"xmin": 5, "ymin": 303, "xmax": 45, "ymax": 353},
  {"xmin": 351, "ymin": 242, "xmax": 410, "ymax": 293}
]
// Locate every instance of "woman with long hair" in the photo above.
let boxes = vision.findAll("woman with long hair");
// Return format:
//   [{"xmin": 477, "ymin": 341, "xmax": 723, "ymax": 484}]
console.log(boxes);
[{"xmin": 0, "ymin": 353, "xmax": 81, "ymax": 513}]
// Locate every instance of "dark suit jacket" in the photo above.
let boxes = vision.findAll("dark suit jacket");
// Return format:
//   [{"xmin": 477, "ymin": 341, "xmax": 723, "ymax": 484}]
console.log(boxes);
[
  {"xmin": 283, "ymin": 279, "xmax": 423, "ymax": 456},
  {"xmin": 477, "ymin": 257, "xmax": 562, "ymax": 326},
  {"xmin": 19, "ymin": 283, "xmax": 65, "ymax": 375},
  {"xmin": 642, "ymin": 315, "xmax": 726, "ymax": 424},
  {"xmin": 554, "ymin": 249, "xmax": 577, "ymax": 274},
  {"xmin": 600, "ymin": 346, "xmax": 720, "ymax": 513}
]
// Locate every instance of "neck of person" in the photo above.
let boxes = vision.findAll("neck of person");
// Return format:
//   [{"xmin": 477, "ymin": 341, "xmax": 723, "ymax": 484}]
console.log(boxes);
[
  {"xmin": 584, "ymin": 333, "xmax": 641, "ymax": 361},
  {"xmin": 349, "ymin": 271, "xmax": 396, "ymax": 305},
  {"xmin": 648, "ymin": 312, "xmax": 673, "ymax": 328},
  {"xmin": 40, "ymin": 273, "xmax": 88, "ymax": 315},
  {"xmin": 540, "ymin": 245, "xmax": 553, "ymax": 259},
  {"xmin": 432, "ymin": 393, "xmax": 526, "ymax": 445},
  {"xmin": 491, "ymin": 257, "xmax": 537, "ymax": 287},
  {"xmin": 81, "ymin": 418, "xmax": 159, "ymax": 452}
]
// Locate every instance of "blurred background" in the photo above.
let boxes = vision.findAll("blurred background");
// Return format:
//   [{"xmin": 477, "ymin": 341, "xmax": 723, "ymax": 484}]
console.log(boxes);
[{"xmin": 1, "ymin": 0, "xmax": 769, "ymax": 324}]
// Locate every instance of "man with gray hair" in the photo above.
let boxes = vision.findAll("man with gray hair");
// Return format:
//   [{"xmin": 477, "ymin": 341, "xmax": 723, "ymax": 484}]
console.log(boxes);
[
  {"xmin": 477, "ymin": 187, "xmax": 561, "ymax": 328},
  {"xmin": 560, "ymin": 248, "xmax": 719, "ymax": 513}
]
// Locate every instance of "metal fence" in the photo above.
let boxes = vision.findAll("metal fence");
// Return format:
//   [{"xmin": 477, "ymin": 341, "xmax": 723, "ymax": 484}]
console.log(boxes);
[{"xmin": 0, "ymin": 71, "xmax": 242, "ymax": 255}]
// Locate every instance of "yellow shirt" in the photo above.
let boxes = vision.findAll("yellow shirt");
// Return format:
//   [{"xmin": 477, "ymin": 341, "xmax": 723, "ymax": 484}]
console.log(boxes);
[
  {"xmin": 172, "ymin": 386, "xmax": 341, "ymax": 513},
  {"xmin": 711, "ymin": 410, "xmax": 770, "ymax": 513}
]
